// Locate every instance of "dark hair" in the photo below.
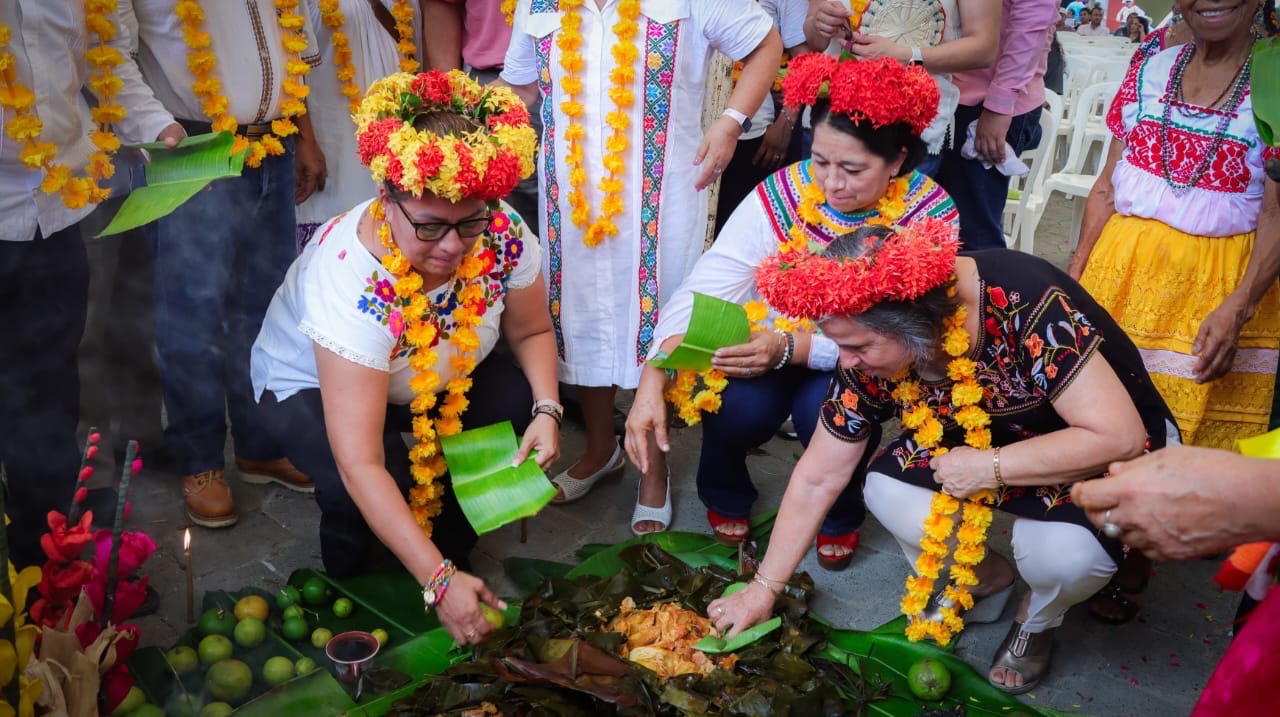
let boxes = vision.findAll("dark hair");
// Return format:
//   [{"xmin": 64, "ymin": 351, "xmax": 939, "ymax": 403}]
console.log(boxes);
[
  {"xmin": 811, "ymin": 101, "xmax": 927, "ymax": 177},
  {"xmin": 385, "ymin": 110, "xmax": 480, "ymax": 200},
  {"xmin": 821, "ymin": 225, "xmax": 959, "ymax": 366}
]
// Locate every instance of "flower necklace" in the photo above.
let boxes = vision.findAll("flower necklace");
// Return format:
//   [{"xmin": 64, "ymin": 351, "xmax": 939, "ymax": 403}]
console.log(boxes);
[
  {"xmin": 175, "ymin": 0, "xmax": 312, "ymax": 168},
  {"xmin": 317, "ymin": 0, "xmax": 361, "ymax": 113},
  {"xmin": 894, "ymin": 304, "xmax": 996, "ymax": 646},
  {"xmin": 557, "ymin": 0, "xmax": 641, "ymax": 247},
  {"xmin": 0, "ymin": 3, "xmax": 126, "ymax": 209},
  {"xmin": 783, "ymin": 171, "xmax": 910, "ymax": 255},
  {"xmin": 502, "ymin": 0, "xmax": 517, "ymax": 26},
  {"xmin": 1159, "ymin": 41, "xmax": 1252, "ymax": 194},
  {"xmin": 389, "ymin": 0, "xmax": 420, "ymax": 72},
  {"xmin": 664, "ymin": 300, "xmax": 770, "ymax": 426},
  {"xmin": 371, "ymin": 199, "xmax": 491, "ymax": 536}
]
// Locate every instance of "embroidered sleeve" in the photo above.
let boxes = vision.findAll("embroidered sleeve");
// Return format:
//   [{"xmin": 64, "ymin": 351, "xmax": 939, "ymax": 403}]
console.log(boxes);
[
  {"xmin": 1015, "ymin": 287, "xmax": 1104, "ymax": 402},
  {"xmin": 299, "ymin": 255, "xmax": 402, "ymax": 372},
  {"xmin": 819, "ymin": 368, "xmax": 895, "ymax": 443},
  {"xmin": 1107, "ymin": 57, "xmax": 1142, "ymax": 141},
  {"xmin": 493, "ymin": 208, "xmax": 542, "ymax": 291}
]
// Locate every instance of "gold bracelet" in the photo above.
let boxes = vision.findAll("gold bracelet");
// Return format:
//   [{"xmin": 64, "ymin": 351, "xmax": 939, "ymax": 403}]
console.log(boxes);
[
  {"xmin": 993, "ymin": 446, "xmax": 1005, "ymax": 491},
  {"xmin": 752, "ymin": 572, "xmax": 786, "ymax": 594}
]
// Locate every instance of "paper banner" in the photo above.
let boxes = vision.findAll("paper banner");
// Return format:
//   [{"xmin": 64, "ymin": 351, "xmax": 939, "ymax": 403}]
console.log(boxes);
[
  {"xmin": 96, "ymin": 131, "xmax": 245, "ymax": 237},
  {"xmin": 439, "ymin": 421, "xmax": 556, "ymax": 535},
  {"xmin": 647, "ymin": 292, "xmax": 750, "ymax": 371}
]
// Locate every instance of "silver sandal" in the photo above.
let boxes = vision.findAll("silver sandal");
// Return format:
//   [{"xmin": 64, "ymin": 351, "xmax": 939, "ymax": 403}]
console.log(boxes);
[{"xmin": 988, "ymin": 621, "xmax": 1055, "ymax": 695}]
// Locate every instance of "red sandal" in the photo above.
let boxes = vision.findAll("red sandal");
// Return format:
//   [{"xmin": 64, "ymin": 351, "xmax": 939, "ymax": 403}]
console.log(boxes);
[
  {"xmin": 707, "ymin": 509, "xmax": 750, "ymax": 547},
  {"xmin": 816, "ymin": 530, "xmax": 860, "ymax": 571}
]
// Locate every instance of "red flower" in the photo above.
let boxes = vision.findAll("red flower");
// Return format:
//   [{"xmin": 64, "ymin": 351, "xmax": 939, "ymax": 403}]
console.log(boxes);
[
  {"xmin": 38, "ymin": 559, "xmax": 93, "ymax": 606},
  {"xmin": 487, "ymin": 102, "xmax": 531, "ymax": 130},
  {"xmin": 93, "ymin": 529, "xmax": 156, "ymax": 579},
  {"xmin": 414, "ymin": 144, "xmax": 445, "ymax": 180},
  {"xmin": 101, "ymin": 663, "xmax": 135, "ymax": 716},
  {"xmin": 356, "ymin": 118, "xmax": 401, "ymax": 165},
  {"xmin": 988, "ymin": 286, "xmax": 1008, "ymax": 309},
  {"xmin": 41, "ymin": 511, "xmax": 95, "ymax": 562},
  {"xmin": 28, "ymin": 598, "xmax": 71, "ymax": 630},
  {"xmin": 85, "ymin": 575, "xmax": 149, "ymax": 625},
  {"xmin": 411, "ymin": 71, "xmax": 454, "ymax": 106},
  {"xmin": 782, "ymin": 55, "xmax": 940, "ymax": 134},
  {"xmin": 386, "ymin": 155, "xmax": 405, "ymax": 189},
  {"xmin": 475, "ymin": 150, "xmax": 522, "ymax": 201},
  {"xmin": 453, "ymin": 143, "xmax": 480, "ymax": 195},
  {"xmin": 781, "ymin": 53, "xmax": 838, "ymax": 108}
]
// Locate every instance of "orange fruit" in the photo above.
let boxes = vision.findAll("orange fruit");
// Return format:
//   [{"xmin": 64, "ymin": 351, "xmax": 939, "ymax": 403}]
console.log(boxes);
[{"xmin": 234, "ymin": 594, "xmax": 270, "ymax": 622}]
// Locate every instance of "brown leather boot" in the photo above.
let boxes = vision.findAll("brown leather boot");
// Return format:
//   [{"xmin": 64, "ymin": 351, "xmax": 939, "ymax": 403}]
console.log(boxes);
[
  {"xmin": 183, "ymin": 469, "xmax": 238, "ymax": 528},
  {"xmin": 235, "ymin": 457, "xmax": 315, "ymax": 493}
]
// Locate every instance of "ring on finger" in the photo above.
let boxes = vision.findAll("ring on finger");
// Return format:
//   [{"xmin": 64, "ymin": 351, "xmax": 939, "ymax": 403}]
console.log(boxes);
[
  {"xmin": 1102, "ymin": 509, "xmax": 1122, "ymax": 539},
  {"xmin": 714, "ymin": 606, "xmax": 724, "ymax": 616},
  {"xmin": 464, "ymin": 628, "xmax": 477, "ymax": 640}
]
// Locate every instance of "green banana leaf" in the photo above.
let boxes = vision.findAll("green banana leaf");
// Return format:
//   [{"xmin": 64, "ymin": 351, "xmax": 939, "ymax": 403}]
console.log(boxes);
[
  {"xmin": 647, "ymin": 292, "xmax": 750, "ymax": 371},
  {"xmin": 1253, "ymin": 39, "xmax": 1280, "ymax": 147},
  {"xmin": 567, "ymin": 531, "xmax": 738, "ymax": 579},
  {"xmin": 693, "ymin": 616, "xmax": 782, "ymax": 653},
  {"xmin": 501, "ymin": 557, "xmax": 574, "ymax": 595},
  {"xmin": 438, "ymin": 421, "xmax": 557, "ymax": 535},
  {"xmin": 97, "ymin": 132, "xmax": 245, "ymax": 237}
]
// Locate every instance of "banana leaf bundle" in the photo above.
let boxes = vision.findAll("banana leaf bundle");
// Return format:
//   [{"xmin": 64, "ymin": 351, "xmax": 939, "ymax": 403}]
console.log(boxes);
[{"xmin": 388, "ymin": 544, "xmax": 888, "ymax": 716}]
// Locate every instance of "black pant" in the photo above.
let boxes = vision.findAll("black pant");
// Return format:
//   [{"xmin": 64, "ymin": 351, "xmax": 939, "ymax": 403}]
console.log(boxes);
[
  {"xmin": 0, "ymin": 226, "xmax": 90, "ymax": 567},
  {"xmin": 260, "ymin": 350, "xmax": 534, "ymax": 578}
]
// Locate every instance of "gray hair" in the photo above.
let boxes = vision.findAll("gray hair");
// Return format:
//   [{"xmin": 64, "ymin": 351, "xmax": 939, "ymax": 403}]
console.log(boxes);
[{"xmin": 820, "ymin": 225, "xmax": 959, "ymax": 368}]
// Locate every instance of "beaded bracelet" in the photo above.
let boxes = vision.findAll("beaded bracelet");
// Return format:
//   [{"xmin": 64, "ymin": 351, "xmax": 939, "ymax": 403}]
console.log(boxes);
[
  {"xmin": 771, "ymin": 330, "xmax": 795, "ymax": 371},
  {"xmin": 422, "ymin": 559, "xmax": 456, "ymax": 613},
  {"xmin": 532, "ymin": 405, "xmax": 563, "ymax": 425}
]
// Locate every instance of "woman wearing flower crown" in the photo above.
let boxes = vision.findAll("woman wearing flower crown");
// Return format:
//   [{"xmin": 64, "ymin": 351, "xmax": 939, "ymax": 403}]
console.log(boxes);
[
  {"xmin": 700, "ymin": 217, "xmax": 1177, "ymax": 693},
  {"xmin": 250, "ymin": 70, "xmax": 560, "ymax": 646},
  {"xmin": 625, "ymin": 54, "xmax": 957, "ymax": 569}
]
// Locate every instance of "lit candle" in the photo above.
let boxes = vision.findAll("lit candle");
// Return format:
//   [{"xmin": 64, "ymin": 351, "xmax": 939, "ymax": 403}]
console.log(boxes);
[{"xmin": 184, "ymin": 528, "xmax": 194, "ymax": 624}]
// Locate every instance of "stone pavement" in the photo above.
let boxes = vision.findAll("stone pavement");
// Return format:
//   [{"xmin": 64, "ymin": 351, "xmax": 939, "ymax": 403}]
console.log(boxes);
[{"xmin": 126, "ymin": 196, "xmax": 1235, "ymax": 716}]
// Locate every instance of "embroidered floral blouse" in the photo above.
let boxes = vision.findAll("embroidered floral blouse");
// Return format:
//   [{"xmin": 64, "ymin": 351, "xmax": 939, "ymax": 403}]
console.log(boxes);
[
  {"xmin": 251, "ymin": 199, "xmax": 540, "ymax": 405},
  {"xmin": 818, "ymin": 250, "xmax": 1174, "ymax": 550}
]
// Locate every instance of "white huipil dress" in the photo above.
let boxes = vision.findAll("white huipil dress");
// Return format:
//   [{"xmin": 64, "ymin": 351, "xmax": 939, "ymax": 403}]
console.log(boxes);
[{"xmin": 502, "ymin": 0, "xmax": 773, "ymax": 388}]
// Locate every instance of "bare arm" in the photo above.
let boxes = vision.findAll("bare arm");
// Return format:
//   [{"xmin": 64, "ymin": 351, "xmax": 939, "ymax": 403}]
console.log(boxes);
[
  {"xmin": 422, "ymin": 0, "xmax": 464, "ymax": 70},
  {"xmin": 932, "ymin": 355, "xmax": 1148, "ymax": 498},
  {"xmin": 847, "ymin": 0, "xmax": 1001, "ymax": 72},
  {"xmin": 500, "ymin": 276, "xmax": 562, "ymax": 468},
  {"xmin": 489, "ymin": 76, "xmax": 540, "ymax": 112},
  {"xmin": 1067, "ymin": 140, "xmax": 1122, "ymax": 279}
]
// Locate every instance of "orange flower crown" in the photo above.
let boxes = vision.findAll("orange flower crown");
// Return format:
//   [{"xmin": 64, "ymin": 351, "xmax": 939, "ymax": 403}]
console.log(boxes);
[
  {"xmin": 354, "ymin": 70, "xmax": 537, "ymax": 202},
  {"xmin": 755, "ymin": 217, "xmax": 959, "ymax": 320},
  {"xmin": 781, "ymin": 54, "xmax": 940, "ymax": 136}
]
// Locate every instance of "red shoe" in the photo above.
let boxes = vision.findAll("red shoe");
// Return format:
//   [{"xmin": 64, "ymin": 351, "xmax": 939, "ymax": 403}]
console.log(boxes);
[
  {"xmin": 816, "ymin": 530, "xmax": 860, "ymax": 571},
  {"xmin": 707, "ymin": 509, "xmax": 749, "ymax": 547}
]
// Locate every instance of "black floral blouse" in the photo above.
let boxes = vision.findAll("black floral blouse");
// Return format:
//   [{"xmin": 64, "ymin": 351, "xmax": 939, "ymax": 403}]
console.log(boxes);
[{"xmin": 820, "ymin": 250, "xmax": 1176, "ymax": 560}]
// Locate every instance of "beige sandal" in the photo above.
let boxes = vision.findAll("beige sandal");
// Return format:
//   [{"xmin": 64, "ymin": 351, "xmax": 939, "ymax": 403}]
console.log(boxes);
[{"xmin": 988, "ymin": 621, "xmax": 1054, "ymax": 695}]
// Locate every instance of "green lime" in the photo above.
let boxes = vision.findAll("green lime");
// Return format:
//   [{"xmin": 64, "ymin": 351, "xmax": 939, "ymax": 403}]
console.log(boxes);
[
  {"xmin": 199, "ymin": 703, "xmax": 235, "ymax": 717},
  {"xmin": 276, "ymin": 585, "xmax": 301, "ymax": 610},
  {"xmin": 281, "ymin": 615, "xmax": 309, "ymax": 641},
  {"xmin": 906, "ymin": 657, "xmax": 952, "ymax": 701},
  {"xmin": 262, "ymin": 655, "xmax": 296, "ymax": 686},
  {"xmin": 480, "ymin": 604, "xmax": 505, "ymax": 629},
  {"xmin": 164, "ymin": 692, "xmax": 200, "ymax": 717},
  {"xmin": 282, "ymin": 604, "xmax": 304, "ymax": 621},
  {"xmin": 128, "ymin": 706, "xmax": 165, "ymax": 717},
  {"xmin": 332, "ymin": 597, "xmax": 354, "ymax": 618},
  {"xmin": 310, "ymin": 626, "xmax": 333, "ymax": 649},
  {"xmin": 371, "ymin": 628, "xmax": 389, "ymax": 647},
  {"xmin": 164, "ymin": 646, "xmax": 199, "ymax": 675},
  {"xmin": 233, "ymin": 616, "xmax": 266, "ymax": 648},
  {"xmin": 295, "ymin": 656, "xmax": 319, "ymax": 674},
  {"xmin": 301, "ymin": 577, "xmax": 331, "ymax": 606},
  {"xmin": 197, "ymin": 634, "xmax": 234, "ymax": 665},
  {"xmin": 198, "ymin": 607, "xmax": 236, "ymax": 637},
  {"xmin": 205, "ymin": 658, "xmax": 253, "ymax": 704},
  {"xmin": 108, "ymin": 685, "xmax": 145, "ymax": 716}
]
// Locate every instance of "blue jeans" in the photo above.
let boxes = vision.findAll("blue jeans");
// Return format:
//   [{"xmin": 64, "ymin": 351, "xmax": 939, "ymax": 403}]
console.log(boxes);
[
  {"xmin": 153, "ymin": 126, "xmax": 298, "ymax": 474},
  {"xmin": 935, "ymin": 104, "xmax": 1044, "ymax": 251},
  {"xmin": 697, "ymin": 367, "xmax": 880, "ymax": 536}
]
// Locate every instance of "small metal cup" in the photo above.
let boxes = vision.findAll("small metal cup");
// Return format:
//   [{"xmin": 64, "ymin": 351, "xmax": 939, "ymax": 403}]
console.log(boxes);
[{"xmin": 324, "ymin": 630, "xmax": 381, "ymax": 684}]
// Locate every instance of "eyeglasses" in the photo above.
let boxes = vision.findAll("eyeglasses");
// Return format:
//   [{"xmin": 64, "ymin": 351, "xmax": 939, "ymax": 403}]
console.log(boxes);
[{"xmin": 393, "ymin": 201, "xmax": 492, "ymax": 242}]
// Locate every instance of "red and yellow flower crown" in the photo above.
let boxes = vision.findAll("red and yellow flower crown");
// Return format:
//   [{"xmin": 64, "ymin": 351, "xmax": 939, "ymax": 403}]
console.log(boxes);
[
  {"xmin": 354, "ymin": 70, "xmax": 537, "ymax": 202},
  {"xmin": 781, "ymin": 54, "xmax": 940, "ymax": 136},
  {"xmin": 755, "ymin": 217, "xmax": 959, "ymax": 320}
]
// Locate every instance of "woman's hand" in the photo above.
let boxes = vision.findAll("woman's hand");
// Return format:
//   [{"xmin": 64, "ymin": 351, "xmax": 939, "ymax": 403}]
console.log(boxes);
[
  {"xmin": 624, "ymin": 370, "xmax": 671, "ymax": 475},
  {"xmin": 1193, "ymin": 295, "xmax": 1247, "ymax": 383},
  {"xmin": 805, "ymin": 1, "xmax": 852, "ymax": 46},
  {"xmin": 752, "ymin": 119, "xmax": 792, "ymax": 172},
  {"xmin": 514, "ymin": 413, "xmax": 560, "ymax": 470},
  {"xmin": 435, "ymin": 571, "xmax": 507, "ymax": 645},
  {"xmin": 693, "ymin": 117, "xmax": 743, "ymax": 191},
  {"xmin": 846, "ymin": 32, "xmax": 911, "ymax": 63},
  {"xmin": 711, "ymin": 331, "xmax": 786, "ymax": 378},
  {"xmin": 931, "ymin": 446, "xmax": 996, "ymax": 500},
  {"xmin": 708, "ymin": 581, "xmax": 776, "ymax": 639}
]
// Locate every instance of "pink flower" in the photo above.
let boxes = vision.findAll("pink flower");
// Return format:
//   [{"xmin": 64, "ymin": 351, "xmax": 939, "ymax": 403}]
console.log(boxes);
[
  {"xmin": 85, "ymin": 575, "xmax": 149, "ymax": 624},
  {"xmin": 374, "ymin": 279, "xmax": 396, "ymax": 303},
  {"xmin": 93, "ymin": 529, "xmax": 156, "ymax": 579},
  {"xmin": 389, "ymin": 310, "xmax": 405, "ymax": 339}
]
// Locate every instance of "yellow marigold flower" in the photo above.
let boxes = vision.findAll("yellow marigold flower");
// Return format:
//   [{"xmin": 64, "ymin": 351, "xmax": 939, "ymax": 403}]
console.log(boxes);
[
  {"xmin": 744, "ymin": 300, "xmax": 769, "ymax": 324},
  {"xmin": 944, "ymin": 585, "xmax": 975, "ymax": 610},
  {"xmin": 892, "ymin": 380, "xmax": 922, "ymax": 404},
  {"xmin": 279, "ymin": 12, "xmax": 306, "ymax": 31},
  {"xmin": 90, "ymin": 102, "xmax": 127, "ymax": 125},
  {"xmin": 915, "ymin": 416, "xmax": 944, "ymax": 447},
  {"xmin": 435, "ymin": 416, "xmax": 463, "ymax": 436},
  {"xmin": 284, "ymin": 35, "xmax": 310, "ymax": 54},
  {"xmin": 86, "ymin": 45, "xmax": 124, "ymax": 69},
  {"xmin": 933, "ymin": 492, "xmax": 960, "ymax": 514},
  {"xmin": 4, "ymin": 113, "xmax": 41, "ymax": 141},
  {"xmin": 905, "ymin": 574, "xmax": 933, "ymax": 596},
  {"xmin": 905, "ymin": 620, "xmax": 929, "ymax": 642},
  {"xmin": 88, "ymin": 72, "xmax": 124, "ymax": 98},
  {"xmin": 901, "ymin": 403, "xmax": 931, "ymax": 430},
  {"xmin": 259, "ymin": 134, "xmax": 285, "ymax": 156},
  {"xmin": 964, "ymin": 425, "xmax": 992, "ymax": 450},
  {"xmin": 953, "ymin": 543, "xmax": 986, "ymax": 566},
  {"xmin": 692, "ymin": 389, "xmax": 721, "ymax": 413},
  {"xmin": 954, "ymin": 404, "xmax": 990, "ymax": 430},
  {"xmin": 900, "ymin": 592, "xmax": 928, "ymax": 616},
  {"xmin": 454, "ymin": 328, "xmax": 481, "ymax": 353},
  {"xmin": 951, "ymin": 380, "xmax": 984, "ymax": 407},
  {"xmin": 955, "ymin": 523, "xmax": 986, "ymax": 546},
  {"xmin": 60, "ymin": 177, "xmax": 94, "ymax": 209},
  {"xmin": 439, "ymin": 391, "xmax": 469, "ymax": 418},
  {"xmin": 926, "ymin": 621, "xmax": 953, "ymax": 646},
  {"xmin": 915, "ymin": 552, "xmax": 943, "ymax": 579},
  {"xmin": 39, "ymin": 164, "xmax": 72, "ymax": 193},
  {"xmin": 941, "ymin": 607, "xmax": 965, "ymax": 633},
  {"xmin": 922, "ymin": 513, "xmax": 954, "ymax": 542},
  {"xmin": 950, "ymin": 565, "xmax": 979, "ymax": 586},
  {"xmin": 920, "ymin": 537, "xmax": 949, "ymax": 556},
  {"xmin": 946, "ymin": 357, "xmax": 977, "ymax": 381},
  {"xmin": 941, "ymin": 326, "xmax": 970, "ymax": 357},
  {"xmin": 20, "ymin": 140, "xmax": 57, "ymax": 169},
  {"xmin": 88, "ymin": 152, "xmax": 115, "ymax": 181}
]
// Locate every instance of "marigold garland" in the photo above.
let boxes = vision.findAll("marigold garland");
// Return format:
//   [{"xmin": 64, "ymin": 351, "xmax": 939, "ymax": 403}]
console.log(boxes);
[
  {"xmin": 558, "ymin": 0, "xmax": 641, "ymax": 247},
  {"xmin": 390, "ymin": 0, "xmax": 419, "ymax": 72},
  {"xmin": 0, "ymin": 2, "xmax": 126, "ymax": 209},
  {"xmin": 501, "ymin": 0, "xmax": 517, "ymax": 26},
  {"xmin": 893, "ymin": 305, "xmax": 996, "ymax": 646},
  {"xmin": 176, "ymin": 0, "xmax": 312, "ymax": 168},
  {"xmin": 664, "ymin": 300, "xmax": 771, "ymax": 426},
  {"xmin": 317, "ymin": 0, "xmax": 361, "ymax": 113}
]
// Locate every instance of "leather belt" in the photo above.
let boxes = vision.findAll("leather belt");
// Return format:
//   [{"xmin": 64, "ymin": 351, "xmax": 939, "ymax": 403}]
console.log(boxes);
[{"xmin": 177, "ymin": 117, "xmax": 281, "ymax": 138}]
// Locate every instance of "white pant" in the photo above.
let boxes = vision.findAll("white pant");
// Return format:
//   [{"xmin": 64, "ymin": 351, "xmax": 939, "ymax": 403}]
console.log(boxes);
[{"xmin": 864, "ymin": 472, "xmax": 1117, "ymax": 632}]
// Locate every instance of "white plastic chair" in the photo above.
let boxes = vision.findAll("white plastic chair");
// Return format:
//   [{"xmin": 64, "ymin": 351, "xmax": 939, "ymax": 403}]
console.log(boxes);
[
  {"xmin": 1003, "ymin": 90, "xmax": 1063, "ymax": 253},
  {"xmin": 1043, "ymin": 81, "xmax": 1120, "ymax": 247}
]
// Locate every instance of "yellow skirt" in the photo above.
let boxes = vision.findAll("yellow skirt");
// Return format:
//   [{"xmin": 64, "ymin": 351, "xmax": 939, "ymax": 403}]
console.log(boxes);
[{"xmin": 1079, "ymin": 215, "xmax": 1280, "ymax": 450}]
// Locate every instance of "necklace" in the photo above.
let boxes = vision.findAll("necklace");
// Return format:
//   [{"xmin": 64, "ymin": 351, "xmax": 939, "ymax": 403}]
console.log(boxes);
[
  {"xmin": 317, "ymin": 0, "xmax": 361, "ymax": 113},
  {"xmin": 557, "ymin": 0, "xmax": 641, "ymax": 247},
  {"xmin": 0, "ymin": 2, "xmax": 126, "ymax": 209},
  {"xmin": 389, "ymin": 0, "xmax": 419, "ymax": 72},
  {"xmin": 1159, "ymin": 42, "xmax": 1252, "ymax": 194}
]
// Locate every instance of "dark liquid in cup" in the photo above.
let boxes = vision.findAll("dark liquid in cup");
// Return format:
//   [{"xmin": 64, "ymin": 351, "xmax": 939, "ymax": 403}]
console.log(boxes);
[{"xmin": 330, "ymin": 638, "xmax": 376, "ymax": 662}]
